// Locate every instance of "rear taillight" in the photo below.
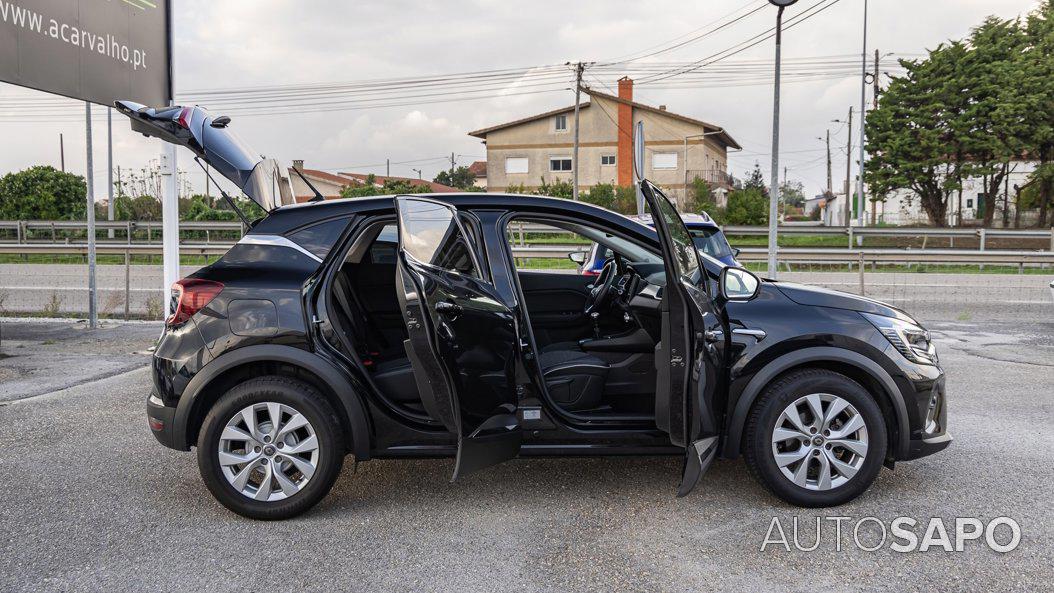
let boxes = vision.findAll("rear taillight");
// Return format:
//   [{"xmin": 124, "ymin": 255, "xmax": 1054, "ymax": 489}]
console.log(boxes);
[
  {"xmin": 176, "ymin": 106, "xmax": 192, "ymax": 129},
  {"xmin": 167, "ymin": 278, "xmax": 223, "ymax": 327}
]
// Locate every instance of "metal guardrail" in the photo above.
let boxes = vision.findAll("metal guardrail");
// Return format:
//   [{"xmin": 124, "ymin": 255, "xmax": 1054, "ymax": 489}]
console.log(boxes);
[
  {"xmin": 3, "ymin": 242, "xmax": 1052, "ymax": 268},
  {"xmin": 3, "ymin": 219, "xmax": 1053, "ymax": 250}
]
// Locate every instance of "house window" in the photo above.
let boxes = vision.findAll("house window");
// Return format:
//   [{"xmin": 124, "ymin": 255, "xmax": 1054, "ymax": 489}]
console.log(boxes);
[
  {"xmin": 554, "ymin": 114, "xmax": 567, "ymax": 132},
  {"xmin": 549, "ymin": 157, "xmax": 572, "ymax": 172},
  {"xmin": 653, "ymin": 152, "xmax": 678, "ymax": 170},
  {"xmin": 966, "ymin": 198, "xmax": 974, "ymax": 208},
  {"xmin": 505, "ymin": 157, "xmax": 529, "ymax": 174},
  {"xmin": 601, "ymin": 155, "xmax": 616, "ymax": 166}
]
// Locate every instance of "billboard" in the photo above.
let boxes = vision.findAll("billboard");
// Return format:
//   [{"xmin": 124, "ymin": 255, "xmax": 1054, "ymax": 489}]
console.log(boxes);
[{"xmin": 0, "ymin": 0, "xmax": 170, "ymax": 107}]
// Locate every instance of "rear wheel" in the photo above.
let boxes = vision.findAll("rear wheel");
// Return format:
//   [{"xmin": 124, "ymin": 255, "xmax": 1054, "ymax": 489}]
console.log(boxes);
[
  {"xmin": 197, "ymin": 376, "xmax": 345, "ymax": 520},
  {"xmin": 743, "ymin": 369, "xmax": 887, "ymax": 507}
]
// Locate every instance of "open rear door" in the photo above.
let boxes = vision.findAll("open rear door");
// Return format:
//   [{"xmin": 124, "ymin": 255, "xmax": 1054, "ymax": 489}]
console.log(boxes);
[
  {"xmin": 395, "ymin": 196, "xmax": 522, "ymax": 479},
  {"xmin": 641, "ymin": 180, "xmax": 724, "ymax": 497}
]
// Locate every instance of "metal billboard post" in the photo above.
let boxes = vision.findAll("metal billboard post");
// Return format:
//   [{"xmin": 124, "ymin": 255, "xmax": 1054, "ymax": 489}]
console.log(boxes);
[
  {"xmin": 161, "ymin": 0, "xmax": 178, "ymax": 321},
  {"xmin": 85, "ymin": 103, "xmax": 97, "ymax": 329}
]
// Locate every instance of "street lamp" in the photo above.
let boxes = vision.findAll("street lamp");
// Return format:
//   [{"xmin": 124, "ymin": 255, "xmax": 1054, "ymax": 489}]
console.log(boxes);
[{"xmin": 766, "ymin": 0, "xmax": 797, "ymax": 279}]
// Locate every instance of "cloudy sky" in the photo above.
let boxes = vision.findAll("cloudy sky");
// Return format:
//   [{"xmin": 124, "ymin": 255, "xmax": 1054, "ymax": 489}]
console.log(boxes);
[{"xmin": 0, "ymin": 0, "xmax": 1042, "ymax": 200}]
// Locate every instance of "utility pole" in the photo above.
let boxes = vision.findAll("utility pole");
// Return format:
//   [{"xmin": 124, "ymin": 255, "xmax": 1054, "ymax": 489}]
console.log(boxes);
[
  {"xmin": 59, "ymin": 133, "xmax": 65, "ymax": 172},
  {"xmin": 845, "ymin": 107, "xmax": 853, "ymax": 226},
  {"xmin": 856, "ymin": 0, "xmax": 868, "ymax": 227},
  {"xmin": 571, "ymin": 61, "xmax": 585, "ymax": 201},
  {"xmin": 204, "ymin": 164, "xmax": 210, "ymax": 200},
  {"xmin": 825, "ymin": 129, "xmax": 833, "ymax": 194},
  {"xmin": 449, "ymin": 152, "xmax": 455, "ymax": 179},
  {"xmin": 767, "ymin": 1, "xmax": 796, "ymax": 279},
  {"xmin": 386, "ymin": 158, "xmax": 390, "ymax": 178},
  {"xmin": 873, "ymin": 48, "xmax": 880, "ymax": 109}
]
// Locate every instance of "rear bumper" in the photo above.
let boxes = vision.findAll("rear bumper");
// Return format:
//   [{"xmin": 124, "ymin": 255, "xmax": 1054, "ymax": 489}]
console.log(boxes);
[{"xmin": 147, "ymin": 391, "xmax": 185, "ymax": 450}]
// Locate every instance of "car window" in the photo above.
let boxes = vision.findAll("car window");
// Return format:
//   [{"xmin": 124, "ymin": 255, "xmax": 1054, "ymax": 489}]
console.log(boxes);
[
  {"xmin": 363, "ymin": 223, "xmax": 398, "ymax": 264},
  {"xmin": 690, "ymin": 228, "xmax": 733, "ymax": 259},
  {"xmin": 399, "ymin": 199, "xmax": 479, "ymax": 277},
  {"xmin": 287, "ymin": 217, "xmax": 350, "ymax": 259},
  {"xmin": 648, "ymin": 185, "xmax": 700, "ymax": 282}
]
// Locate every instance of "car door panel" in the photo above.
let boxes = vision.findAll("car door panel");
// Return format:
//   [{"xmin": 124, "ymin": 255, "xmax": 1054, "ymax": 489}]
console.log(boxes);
[
  {"xmin": 395, "ymin": 197, "xmax": 522, "ymax": 479},
  {"xmin": 641, "ymin": 180, "xmax": 724, "ymax": 497},
  {"xmin": 517, "ymin": 270, "xmax": 592, "ymax": 343}
]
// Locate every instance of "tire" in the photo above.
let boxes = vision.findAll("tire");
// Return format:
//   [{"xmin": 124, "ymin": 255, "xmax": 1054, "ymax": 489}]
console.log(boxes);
[
  {"xmin": 743, "ymin": 368, "xmax": 887, "ymax": 508},
  {"xmin": 197, "ymin": 376, "xmax": 345, "ymax": 520}
]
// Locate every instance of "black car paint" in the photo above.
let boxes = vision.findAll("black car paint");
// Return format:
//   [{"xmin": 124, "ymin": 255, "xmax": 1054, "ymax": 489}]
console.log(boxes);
[{"xmin": 148, "ymin": 193, "xmax": 950, "ymax": 467}]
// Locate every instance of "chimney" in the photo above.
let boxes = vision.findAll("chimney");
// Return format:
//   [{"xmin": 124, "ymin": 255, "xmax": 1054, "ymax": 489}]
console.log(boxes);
[
  {"xmin": 617, "ymin": 77, "xmax": 634, "ymax": 187},
  {"xmin": 658, "ymin": 105, "xmax": 667, "ymax": 111},
  {"xmin": 292, "ymin": 159, "xmax": 304, "ymax": 171}
]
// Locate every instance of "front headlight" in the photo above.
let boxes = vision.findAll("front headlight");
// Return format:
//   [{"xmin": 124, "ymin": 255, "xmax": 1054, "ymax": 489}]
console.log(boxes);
[{"xmin": 861, "ymin": 312, "xmax": 937, "ymax": 365}]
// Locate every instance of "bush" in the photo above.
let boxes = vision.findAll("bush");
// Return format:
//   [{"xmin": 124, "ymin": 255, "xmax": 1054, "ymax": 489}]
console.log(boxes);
[
  {"xmin": 0, "ymin": 166, "xmax": 86, "ymax": 220},
  {"xmin": 724, "ymin": 188, "xmax": 768, "ymax": 225}
]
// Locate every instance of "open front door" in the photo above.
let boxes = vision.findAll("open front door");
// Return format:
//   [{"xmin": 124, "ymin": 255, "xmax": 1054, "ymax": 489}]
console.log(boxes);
[
  {"xmin": 395, "ymin": 196, "xmax": 522, "ymax": 479},
  {"xmin": 641, "ymin": 180, "xmax": 724, "ymax": 497}
]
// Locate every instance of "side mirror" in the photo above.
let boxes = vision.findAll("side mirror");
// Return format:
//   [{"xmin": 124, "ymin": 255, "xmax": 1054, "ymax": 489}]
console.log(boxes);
[
  {"xmin": 210, "ymin": 115, "xmax": 232, "ymax": 128},
  {"xmin": 732, "ymin": 247, "xmax": 741, "ymax": 258},
  {"xmin": 568, "ymin": 251, "xmax": 587, "ymax": 265},
  {"xmin": 720, "ymin": 267, "xmax": 760, "ymax": 301}
]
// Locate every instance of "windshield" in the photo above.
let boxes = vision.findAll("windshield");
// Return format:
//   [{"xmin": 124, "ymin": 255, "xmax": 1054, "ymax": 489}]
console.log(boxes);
[{"xmin": 690, "ymin": 228, "xmax": 733, "ymax": 259}]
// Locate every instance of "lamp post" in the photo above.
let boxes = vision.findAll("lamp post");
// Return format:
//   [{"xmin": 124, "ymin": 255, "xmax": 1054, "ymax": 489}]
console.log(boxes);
[{"xmin": 766, "ymin": 0, "xmax": 797, "ymax": 279}]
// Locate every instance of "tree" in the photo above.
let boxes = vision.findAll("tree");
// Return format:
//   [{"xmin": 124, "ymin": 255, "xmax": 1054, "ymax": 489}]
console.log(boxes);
[
  {"xmin": 724, "ymin": 187, "xmax": 768, "ymax": 225},
  {"xmin": 433, "ymin": 166, "xmax": 476, "ymax": 190},
  {"xmin": 778, "ymin": 180, "xmax": 806, "ymax": 208},
  {"xmin": 1020, "ymin": 0, "xmax": 1054, "ymax": 225},
  {"xmin": 339, "ymin": 175, "xmax": 432, "ymax": 198},
  {"xmin": 0, "ymin": 166, "xmax": 86, "ymax": 220},
  {"xmin": 744, "ymin": 163, "xmax": 768, "ymax": 196},
  {"xmin": 865, "ymin": 42, "xmax": 972, "ymax": 226}
]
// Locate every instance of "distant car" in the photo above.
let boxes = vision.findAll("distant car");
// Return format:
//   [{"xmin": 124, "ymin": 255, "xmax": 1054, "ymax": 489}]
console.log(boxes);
[{"xmin": 578, "ymin": 212, "xmax": 739, "ymax": 276}]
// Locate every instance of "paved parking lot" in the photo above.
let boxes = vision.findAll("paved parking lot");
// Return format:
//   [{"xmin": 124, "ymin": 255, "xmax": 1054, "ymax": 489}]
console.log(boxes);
[{"xmin": 1, "ymin": 319, "xmax": 1052, "ymax": 592}]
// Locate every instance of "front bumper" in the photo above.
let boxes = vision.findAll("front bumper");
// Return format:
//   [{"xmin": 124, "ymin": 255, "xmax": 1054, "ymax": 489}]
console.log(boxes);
[{"xmin": 898, "ymin": 366, "xmax": 951, "ymax": 461}]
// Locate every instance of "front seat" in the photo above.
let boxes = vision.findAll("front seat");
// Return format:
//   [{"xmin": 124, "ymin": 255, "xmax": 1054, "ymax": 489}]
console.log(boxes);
[{"xmin": 538, "ymin": 348, "xmax": 608, "ymax": 411}]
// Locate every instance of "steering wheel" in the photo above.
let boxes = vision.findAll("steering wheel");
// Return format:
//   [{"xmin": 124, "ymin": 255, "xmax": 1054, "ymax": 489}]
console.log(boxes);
[{"xmin": 584, "ymin": 259, "xmax": 619, "ymax": 315}]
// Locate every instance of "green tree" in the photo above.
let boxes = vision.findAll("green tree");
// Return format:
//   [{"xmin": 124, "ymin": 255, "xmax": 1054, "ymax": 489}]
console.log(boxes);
[
  {"xmin": 433, "ymin": 166, "xmax": 477, "ymax": 190},
  {"xmin": 1020, "ymin": 0, "xmax": 1054, "ymax": 225},
  {"xmin": 778, "ymin": 180, "xmax": 806, "ymax": 208},
  {"xmin": 724, "ymin": 187, "xmax": 768, "ymax": 225},
  {"xmin": 744, "ymin": 163, "xmax": 768, "ymax": 196},
  {"xmin": 339, "ymin": 175, "xmax": 433, "ymax": 199},
  {"xmin": 0, "ymin": 166, "xmax": 86, "ymax": 220},
  {"xmin": 865, "ymin": 42, "xmax": 972, "ymax": 226}
]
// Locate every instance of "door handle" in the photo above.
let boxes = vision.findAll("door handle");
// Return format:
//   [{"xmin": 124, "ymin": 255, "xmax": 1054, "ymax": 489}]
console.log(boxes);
[
  {"xmin": 435, "ymin": 301, "xmax": 462, "ymax": 316},
  {"xmin": 732, "ymin": 328, "xmax": 767, "ymax": 341}
]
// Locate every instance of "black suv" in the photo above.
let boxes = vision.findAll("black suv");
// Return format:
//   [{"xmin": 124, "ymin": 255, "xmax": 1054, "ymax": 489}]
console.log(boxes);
[{"xmin": 122, "ymin": 102, "xmax": 951, "ymax": 520}]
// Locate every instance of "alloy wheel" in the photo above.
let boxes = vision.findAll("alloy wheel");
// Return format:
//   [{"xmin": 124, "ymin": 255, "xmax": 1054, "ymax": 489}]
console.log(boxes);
[
  {"xmin": 770, "ymin": 393, "xmax": 869, "ymax": 491},
  {"xmin": 217, "ymin": 402, "xmax": 320, "ymax": 502}
]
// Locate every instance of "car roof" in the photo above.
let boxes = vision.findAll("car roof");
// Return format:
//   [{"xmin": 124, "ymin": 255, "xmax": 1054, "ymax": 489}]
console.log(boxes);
[
  {"xmin": 627, "ymin": 212, "xmax": 720, "ymax": 230},
  {"xmin": 251, "ymin": 193, "xmax": 660, "ymax": 240}
]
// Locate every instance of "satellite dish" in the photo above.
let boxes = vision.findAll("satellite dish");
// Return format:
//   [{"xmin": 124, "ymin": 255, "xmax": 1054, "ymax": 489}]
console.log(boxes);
[{"xmin": 633, "ymin": 121, "xmax": 644, "ymax": 183}]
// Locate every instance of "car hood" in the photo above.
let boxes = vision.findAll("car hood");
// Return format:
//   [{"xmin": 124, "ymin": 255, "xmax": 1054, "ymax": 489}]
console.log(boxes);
[{"xmin": 773, "ymin": 281, "xmax": 917, "ymax": 323}]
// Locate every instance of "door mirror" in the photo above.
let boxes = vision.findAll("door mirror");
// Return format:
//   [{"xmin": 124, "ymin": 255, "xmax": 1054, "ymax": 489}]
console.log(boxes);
[
  {"xmin": 732, "ymin": 247, "xmax": 741, "ymax": 258},
  {"xmin": 720, "ymin": 267, "xmax": 760, "ymax": 301},
  {"xmin": 568, "ymin": 251, "xmax": 588, "ymax": 265}
]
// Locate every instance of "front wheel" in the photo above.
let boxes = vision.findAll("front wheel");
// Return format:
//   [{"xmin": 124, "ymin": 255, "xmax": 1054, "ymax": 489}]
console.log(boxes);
[
  {"xmin": 743, "ymin": 369, "xmax": 887, "ymax": 508},
  {"xmin": 197, "ymin": 376, "xmax": 345, "ymax": 520}
]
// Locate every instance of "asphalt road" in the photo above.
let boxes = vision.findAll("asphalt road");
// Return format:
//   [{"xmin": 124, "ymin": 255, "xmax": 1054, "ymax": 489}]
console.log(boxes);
[{"xmin": 0, "ymin": 320, "xmax": 1052, "ymax": 592}]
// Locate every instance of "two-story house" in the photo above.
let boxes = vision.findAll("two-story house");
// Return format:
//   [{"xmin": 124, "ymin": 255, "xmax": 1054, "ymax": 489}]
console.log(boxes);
[{"xmin": 468, "ymin": 77, "xmax": 740, "ymax": 208}]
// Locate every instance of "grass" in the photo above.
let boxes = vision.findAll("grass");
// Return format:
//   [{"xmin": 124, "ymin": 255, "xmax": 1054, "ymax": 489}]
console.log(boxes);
[{"xmin": 741, "ymin": 261, "xmax": 1052, "ymax": 275}]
